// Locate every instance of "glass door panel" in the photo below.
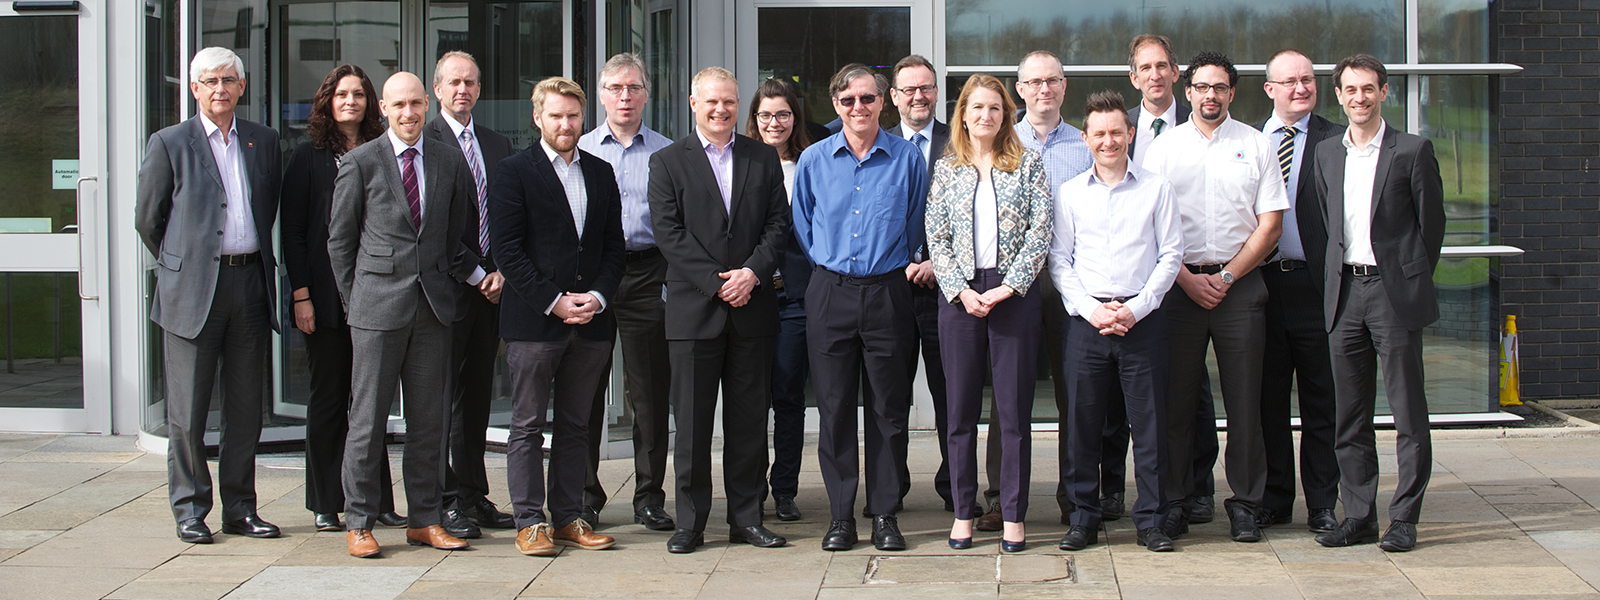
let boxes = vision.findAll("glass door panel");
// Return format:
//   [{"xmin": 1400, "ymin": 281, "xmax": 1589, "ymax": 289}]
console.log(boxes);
[{"xmin": 426, "ymin": 1, "xmax": 564, "ymax": 150}]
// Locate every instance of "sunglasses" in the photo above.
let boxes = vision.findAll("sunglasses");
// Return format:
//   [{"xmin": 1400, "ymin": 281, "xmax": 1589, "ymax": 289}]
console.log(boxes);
[{"xmin": 835, "ymin": 93, "xmax": 878, "ymax": 107}]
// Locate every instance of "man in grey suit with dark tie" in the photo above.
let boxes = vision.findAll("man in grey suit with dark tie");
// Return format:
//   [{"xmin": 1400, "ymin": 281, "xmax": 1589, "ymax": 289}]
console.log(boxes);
[
  {"xmin": 1313, "ymin": 54, "xmax": 1444, "ymax": 553},
  {"xmin": 329, "ymin": 71, "xmax": 483, "ymax": 558},
  {"xmin": 135, "ymin": 47, "xmax": 282, "ymax": 545}
]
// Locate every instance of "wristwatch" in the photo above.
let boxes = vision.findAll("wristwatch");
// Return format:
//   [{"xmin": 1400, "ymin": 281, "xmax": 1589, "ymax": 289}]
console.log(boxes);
[{"xmin": 1219, "ymin": 269, "xmax": 1235, "ymax": 285}]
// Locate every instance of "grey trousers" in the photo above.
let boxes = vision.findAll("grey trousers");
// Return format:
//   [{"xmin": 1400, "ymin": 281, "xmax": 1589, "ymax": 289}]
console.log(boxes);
[
  {"xmin": 343, "ymin": 299, "xmax": 453, "ymax": 531},
  {"xmin": 164, "ymin": 261, "xmax": 270, "ymax": 524},
  {"xmin": 507, "ymin": 335, "xmax": 612, "ymax": 529},
  {"xmin": 1329, "ymin": 272, "xmax": 1432, "ymax": 523}
]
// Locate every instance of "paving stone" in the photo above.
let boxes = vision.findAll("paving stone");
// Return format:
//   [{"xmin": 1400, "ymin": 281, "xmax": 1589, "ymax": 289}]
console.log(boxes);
[
  {"xmin": 816, "ymin": 584, "xmax": 999, "ymax": 599},
  {"xmin": 695, "ymin": 571, "xmax": 825, "ymax": 600},
  {"xmin": 137, "ymin": 554, "xmax": 275, "ymax": 583},
  {"xmin": 4, "ymin": 529, "xmax": 188, "ymax": 569},
  {"xmin": 221, "ymin": 565, "xmax": 428, "ymax": 600},
  {"xmin": 32, "ymin": 435, "xmax": 140, "ymax": 453},
  {"xmin": 0, "ymin": 529, "xmax": 58, "ymax": 549},
  {"xmin": 1496, "ymin": 503, "xmax": 1600, "ymax": 531},
  {"xmin": 8, "ymin": 451, "xmax": 146, "ymax": 464},
  {"xmin": 0, "ymin": 462, "xmax": 114, "ymax": 507},
  {"xmin": 1400, "ymin": 566, "xmax": 1596, "ymax": 596},
  {"xmin": 0, "ymin": 565, "xmax": 144, "ymax": 600},
  {"xmin": 105, "ymin": 581, "xmax": 240, "ymax": 600},
  {"xmin": 1529, "ymin": 530, "xmax": 1600, "ymax": 591},
  {"xmin": 518, "ymin": 567, "xmax": 710, "ymax": 598},
  {"xmin": 418, "ymin": 555, "xmax": 549, "ymax": 583},
  {"xmin": 397, "ymin": 580, "xmax": 525, "ymax": 600},
  {"xmin": 865, "ymin": 555, "xmax": 1000, "ymax": 584},
  {"xmin": 272, "ymin": 528, "xmax": 450, "ymax": 568},
  {"xmin": 1283, "ymin": 561, "xmax": 1423, "ymax": 599},
  {"xmin": 1472, "ymin": 484, "xmax": 1586, "ymax": 504}
]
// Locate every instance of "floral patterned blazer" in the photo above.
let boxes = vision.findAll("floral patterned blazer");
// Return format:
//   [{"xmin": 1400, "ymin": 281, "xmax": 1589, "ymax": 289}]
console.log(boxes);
[{"xmin": 926, "ymin": 148, "xmax": 1054, "ymax": 303}]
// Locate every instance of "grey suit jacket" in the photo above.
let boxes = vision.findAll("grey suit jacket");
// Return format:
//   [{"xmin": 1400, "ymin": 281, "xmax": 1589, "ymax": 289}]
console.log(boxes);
[
  {"xmin": 135, "ymin": 115, "xmax": 281, "ymax": 339},
  {"xmin": 1313, "ymin": 125, "xmax": 1445, "ymax": 332},
  {"xmin": 328, "ymin": 133, "xmax": 483, "ymax": 331}
]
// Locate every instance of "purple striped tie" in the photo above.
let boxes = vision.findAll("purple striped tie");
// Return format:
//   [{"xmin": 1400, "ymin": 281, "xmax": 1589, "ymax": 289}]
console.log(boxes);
[
  {"xmin": 401, "ymin": 147, "xmax": 421, "ymax": 230},
  {"xmin": 461, "ymin": 130, "xmax": 490, "ymax": 254}
]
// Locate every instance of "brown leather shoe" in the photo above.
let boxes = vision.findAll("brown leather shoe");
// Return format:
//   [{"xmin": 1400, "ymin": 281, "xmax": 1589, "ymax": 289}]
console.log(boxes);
[
  {"xmin": 552, "ymin": 519, "xmax": 615, "ymax": 550},
  {"xmin": 347, "ymin": 529, "xmax": 381, "ymax": 558},
  {"xmin": 975, "ymin": 505, "xmax": 1004, "ymax": 532},
  {"xmin": 406, "ymin": 524, "xmax": 470, "ymax": 550},
  {"xmin": 516, "ymin": 523, "xmax": 559, "ymax": 556}
]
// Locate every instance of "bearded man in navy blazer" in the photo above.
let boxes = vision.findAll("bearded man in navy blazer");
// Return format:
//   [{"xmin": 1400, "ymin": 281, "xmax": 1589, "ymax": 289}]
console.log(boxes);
[
  {"xmin": 136, "ymin": 47, "xmax": 282, "ymax": 545},
  {"xmin": 649, "ymin": 67, "xmax": 792, "ymax": 553}
]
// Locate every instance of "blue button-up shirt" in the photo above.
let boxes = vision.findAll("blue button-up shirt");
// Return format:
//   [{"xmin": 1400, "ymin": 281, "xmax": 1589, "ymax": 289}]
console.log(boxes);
[
  {"xmin": 792, "ymin": 129, "xmax": 928, "ymax": 277},
  {"xmin": 1262, "ymin": 112, "xmax": 1310, "ymax": 261},
  {"xmin": 1015, "ymin": 115, "xmax": 1093, "ymax": 191},
  {"xmin": 578, "ymin": 123, "xmax": 672, "ymax": 251}
]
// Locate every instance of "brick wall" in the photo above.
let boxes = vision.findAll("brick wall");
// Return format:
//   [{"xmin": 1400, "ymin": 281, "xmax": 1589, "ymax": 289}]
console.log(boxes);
[{"xmin": 1498, "ymin": 0, "xmax": 1600, "ymax": 399}]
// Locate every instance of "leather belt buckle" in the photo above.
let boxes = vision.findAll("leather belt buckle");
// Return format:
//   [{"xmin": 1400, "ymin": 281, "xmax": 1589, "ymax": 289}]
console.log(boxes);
[
  {"xmin": 1345, "ymin": 264, "xmax": 1379, "ymax": 277},
  {"xmin": 1274, "ymin": 259, "xmax": 1307, "ymax": 272},
  {"xmin": 221, "ymin": 253, "xmax": 255, "ymax": 267},
  {"xmin": 1185, "ymin": 264, "xmax": 1223, "ymax": 275}
]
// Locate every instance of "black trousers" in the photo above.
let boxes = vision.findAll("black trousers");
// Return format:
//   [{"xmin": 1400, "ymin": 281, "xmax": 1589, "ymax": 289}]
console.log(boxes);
[
  {"xmin": 507, "ymin": 335, "xmax": 612, "ymax": 529},
  {"xmin": 768, "ymin": 292, "xmax": 808, "ymax": 500},
  {"xmin": 669, "ymin": 330, "xmax": 773, "ymax": 532},
  {"xmin": 1260, "ymin": 264, "xmax": 1339, "ymax": 515},
  {"xmin": 1064, "ymin": 312, "xmax": 1171, "ymax": 531},
  {"xmin": 303, "ymin": 324, "xmax": 394, "ymax": 515},
  {"xmin": 584, "ymin": 251, "xmax": 672, "ymax": 511},
  {"xmin": 807, "ymin": 267, "xmax": 913, "ymax": 520},
  {"xmin": 892, "ymin": 282, "xmax": 951, "ymax": 505},
  {"xmin": 445, "ymin": 290, "xmax": 499, "ymax": 510}
]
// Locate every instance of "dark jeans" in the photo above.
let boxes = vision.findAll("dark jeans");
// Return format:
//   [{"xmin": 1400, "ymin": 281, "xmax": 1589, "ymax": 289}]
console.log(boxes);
[{"xmin": 768, "ymin": 292, "xmax": 809, "ymax": 500}]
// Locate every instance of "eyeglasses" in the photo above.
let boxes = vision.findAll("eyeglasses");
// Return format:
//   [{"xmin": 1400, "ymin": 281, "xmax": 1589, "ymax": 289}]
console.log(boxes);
[
  {"xmin": 603, "ymin": 84, "xmax": 646, "ymax": 96},
  {"xmin": 1018, "ymin": 77, "xmax": 1064, "ymax": 91},
  {"xmin": 834, "ymin": 94, "xmax": 878, "ymax": 107},
  {"xmin": 197, "ymin": 76, "xmax": 242, "ymax": 90},
  {"xmin": 1188, "ymin": 82, "xmax": 1233, "ymax": 95},
  {"xmin": 895, "ymin": 84, "xmax": 936, "ymax": 96},
  {"xmin": 755, "ymin": 111, "xmax": 794, "ymax": 124},
  {"xmin": 1268, "ymin": 77, "xmax": 1317, "ymax": 89}
]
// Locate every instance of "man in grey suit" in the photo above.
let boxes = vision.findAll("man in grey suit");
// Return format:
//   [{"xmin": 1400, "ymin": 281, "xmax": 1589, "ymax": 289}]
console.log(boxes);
[
  {"xmin": 329, "ymin": 71, "xmax": 483, "ymax": 558},
  {"xmin": 135, "ymin": 47, "xmax": 281, "ymax": 545},
  {"xmin": 1313, "ymin": 54, "xmax": 1444, "ymax": 553}
]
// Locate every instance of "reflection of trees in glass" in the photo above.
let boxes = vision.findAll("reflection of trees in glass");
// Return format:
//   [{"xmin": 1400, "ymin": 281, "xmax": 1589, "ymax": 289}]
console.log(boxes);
[
  {"xmin": 1418, "ymin": 0, "xmax": 1487, "ymax": 63},
  {"xmin": 946, "ymin": 0, "xmax": 1402, "ymax": 66},
  {"xmin": 1421, "ymin": 76, "xmax": 1493, "ymax": 246},
  {"xmin": 0, "ymin": 16, "xmax": 77, "ymax": 230},
  {"xmin": 758, "ymin": 7, "xmax": 911, "ymax": 130}
]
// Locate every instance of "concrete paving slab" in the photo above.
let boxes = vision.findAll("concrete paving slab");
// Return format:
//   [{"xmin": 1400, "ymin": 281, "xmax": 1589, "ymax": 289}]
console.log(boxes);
[
  {"xmin": 221, "ymin": 565, "xmax": 428, "ymax": 600},
  {"xmin": 1529, "ymin": 530, "xmax": 1600, "ymax": 591},
  {"xmin": 1495, "ymin": 503, "xmax": 1600, "ymax": 531},
  {"xmin": 0, "ymin": 565, "xmax": 144, "ymax": 600},
  {"xmin": 417, "ymin": 555, "xmax": 550, "ymax": 583},
  {"xmin": 397, "ymin": 580, "xmax": 527, "ymax": 600},
  {"xmin": 105, "ymin": 580, "xmax": 240, "ymax": 600},
  {"xmin": 816, "ymin": 584, "xmax": 999, "ymax": 599},
  {"xmin": 1400, "ymin": 566, "xmax": 1596, "ymax": 596},
  {"xmin": 3, "ymin": 529, "xmax": 189, "ymax": 569}
]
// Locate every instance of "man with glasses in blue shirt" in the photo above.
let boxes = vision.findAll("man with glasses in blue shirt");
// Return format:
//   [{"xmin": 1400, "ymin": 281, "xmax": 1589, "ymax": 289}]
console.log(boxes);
[{"xmin": 792, "ymin": 63, "xmax": 928, "ymax": 553}]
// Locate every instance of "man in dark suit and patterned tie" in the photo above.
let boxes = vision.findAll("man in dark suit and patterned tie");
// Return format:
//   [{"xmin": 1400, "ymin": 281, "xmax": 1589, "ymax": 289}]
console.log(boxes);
[
  {"xmin": 1314, "ymin": 54, "xmax": 1444, "ymax": 553},
  {"xmin": 1253, "ymin": 48, "xmax": 1344, "ymax": 534},
  {"xmin": 649, "ymin": 67, "xmax": 791, "ymax": 554},
  {"xmin": 423, "ymin": 50, "xmax": 517, "ymax": 539},
  {"xmin": 136, "ymin": 46, "xmax": 282, "ymax": 545},
  {"xmin": 329, "ymin": 71, "xmax": 483, "ymax": 558}
]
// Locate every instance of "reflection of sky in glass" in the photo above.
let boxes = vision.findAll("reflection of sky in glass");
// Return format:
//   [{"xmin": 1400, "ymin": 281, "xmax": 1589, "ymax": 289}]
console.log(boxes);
[{"xmin": 946, "ymin": 0, "xmax": 1404, "ymax": 66}]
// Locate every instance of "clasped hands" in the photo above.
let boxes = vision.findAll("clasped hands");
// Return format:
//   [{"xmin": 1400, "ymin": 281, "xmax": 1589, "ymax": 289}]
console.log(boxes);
[
  {"xmin": 1089, "ymin": 302, "xmax": 1137, "ymax": 336},
  {"xmin": 553, "ymin": 292, "xmax": 601, "ymax": 324},
  {"xmin": 956, "ymin": 286, "xmax": 1013, "ymax": 318},
  {"xmin": 1175, "ymin": 268, "xmax": 1231, "ymax": 310},
  {"xmin": 717, "ymin": 268, "xmax": 758, "ymax": 307}
]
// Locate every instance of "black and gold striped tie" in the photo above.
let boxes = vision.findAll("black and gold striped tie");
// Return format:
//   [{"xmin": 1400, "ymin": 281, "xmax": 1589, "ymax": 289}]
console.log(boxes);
[{"xmin": 1278, "ymin": 125, "xmax": 1296, "ymax": 184}]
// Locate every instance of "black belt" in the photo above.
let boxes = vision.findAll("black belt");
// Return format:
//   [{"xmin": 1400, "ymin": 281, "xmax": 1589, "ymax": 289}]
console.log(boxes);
[
  {"xmin": 220, "ymin": 252, "xmax": 259, "ymax": 266},
  {"xmin": 1268, "ymin": 259, "xmax": 1307, "ymax": 271},
  {"xmin": 625, "ymin": 247, "xmax": 660, "ymax": 263},
  {"xmin": 1094, "ymin": 293, "xmax": 1138, "ymax": 303},
  {"xmin": 816, "ymin": 267, "xmax": 899, "ymax": 286},
  {"xmin": 1185, "ymin": 264, "xmax": 1224, "ymax": 275},
  {"xmin": 1345, "ymin": 264, "xmax": 1380, "ymax": 277}
]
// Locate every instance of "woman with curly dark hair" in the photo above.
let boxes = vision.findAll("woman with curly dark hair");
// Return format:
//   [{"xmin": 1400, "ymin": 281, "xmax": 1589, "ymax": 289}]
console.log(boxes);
[{"xmin": 280, "ymin": 64, "xmax": 404, "ymax": 532}]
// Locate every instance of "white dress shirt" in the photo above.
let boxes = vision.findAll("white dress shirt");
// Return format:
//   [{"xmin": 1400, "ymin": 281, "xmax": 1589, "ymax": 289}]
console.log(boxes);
[
  {"xmin": 1049, "ymin": 164, "xmax": 1184, "ymax": 323},
  {"xmin": 780, "ymin": 160, "xmax": 796, "ymax": 204},
  {"xmin": 439, "ymin": 111, "xmax": 486, "ymax": 179},
  {"xmin": 201, "ymin": 116, "xmax": 259, "ymax": 254},
  {"xmin": 540, "ymin": 139, "xmax": 606, "ymax": 314},
  {"xmin": 1132, "ymin": 100, "xmax": 1179, "ymax": 169},
  {"xmin": 973, "ymin": 178, "xmax": 999, "ymax": 269},
  {"xmin": 1143, "ymin": 117, "xmax": 1290, "ymax": 265},
  {"xmin": 1262, "ymin": 112, "xmax": 1312, "ymax": 261},
  {"xmin": 1341, "ymin": 120, "xmax": 1387, "ymax": 267}
]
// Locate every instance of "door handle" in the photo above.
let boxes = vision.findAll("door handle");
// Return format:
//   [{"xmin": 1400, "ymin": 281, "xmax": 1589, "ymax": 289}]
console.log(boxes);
[{"xmin": 75, "ymin": 175, "xmax": 97, "ymax": 300}]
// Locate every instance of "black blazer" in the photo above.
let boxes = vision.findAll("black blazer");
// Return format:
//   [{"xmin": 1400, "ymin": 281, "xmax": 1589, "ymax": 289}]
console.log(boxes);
[
  {"xmin": 1127, "ymin": 102, "xmax": 1191, "ymax": 161},
  {"xmin": 891, "ymin": 120, "xmax": 948, "ymax": 261},
  {"xmin": 1314, "ymin": 125, "xmax": 1445, "ymax": 332},
  {"xmin": 649, "ymin": 133, "xmax": 791, "ymax": 340},
  {"xmin": 423, "ymin": 116, "xmax": 514, "ymax": 272},
  {"xmin": 281, "ymin": 142, "xmax": 349, "ymax": 328},
  {"xmin": 1254, "ymin": 112, "xmax": 1345, "ymax": 295},
  {"xmin": 490, "ymin": 145, "xmax": 626, "ymax": 342}
]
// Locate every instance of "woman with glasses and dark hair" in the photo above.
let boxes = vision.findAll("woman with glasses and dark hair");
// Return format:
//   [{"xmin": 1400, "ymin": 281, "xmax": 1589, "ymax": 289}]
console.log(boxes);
[
  {"xmin": 281, "ymin": 64, "xmax": 406, "ymax": 532},
  {"xmin": 926, "ymin": 73, "xmax": 1053, "ymax": 552},
  {"xmin": 744, "ymin": 77, "xmax": 814, "ymax": 523}
]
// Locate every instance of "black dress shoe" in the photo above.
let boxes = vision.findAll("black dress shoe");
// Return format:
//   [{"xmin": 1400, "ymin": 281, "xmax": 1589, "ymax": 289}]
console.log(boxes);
[
  {"xmin": 376, "ymin": 511, "xmax": 408, "ymax": 528},
  {"xmin": 1137, "ymin": 527, "xmax": 1175, "ymax": 552},
  {"xmin": 1187, "ymin": 496, "xmax": 1215, "ymax": 524},
  {"xmin": 464, "ymin": 499, "xmax": 515, "ymax": 529},
  {"xmin": 1255, "ymin": 506, "xmax": 1293, "ymax": 528},
  {"xmin": 1160, "ymin": 505, "xmax": 1189, "ymax": 539},
  {"xmin": 1379, "ymin": 521, "xmax": 1418, "ymax": 552},
  {"xmin": 1100, "ymin": 492, "xmax": 1126, "ymax": 521},
  {"xmin": 313, "ymin": 512, "xmax": 342, "ymax": 532},
  {"xmin": 1315, "ymin": 518, "xmax": 1379, "ymax": 547},
  {"xmin": 221, "ymin": 514, "xmax": 281, "ymax": 538},
  {"xmin": 666, "ymin": 528, "xmax": 704, "ymax": 553},
  {"xmin": 442, "ymin": 508, "xmax": 482, "ymax": 539},
  {"xmin": 871, "ymin": 515, "xmax": 906, "ymax": 551},
  {"xmin": 1226, "ymin": 503, "xmax": 1262, "ymax": 542},
  {"xmin": 1057, "ymin": 525, "xmax": 1098, "ymax": 551},
  {"xmin": 580, "ymin": 505, "xmax": 601, "ymax": 526},
  {"xmin": 821, "ymin": 520, "xmax": 857, "ymax": 551},
  {"xmin": 176, "ymin": 518, "xmax": 213, "ymax": 544},
  {"xmin": 1307, "ymin": 508, "xmax": 1338, "ymax": 533},
  {"xmin": 729, "ymin": 525, "xmax": 787, "ymax": 547},
  {"xmin": 775, "ymin": 497, "xmax": 802, "ymax": 522},
  {"xmin": 634, "ymin": 505, "xmax": 675, "ymax": 531},
  {"xmin": 861, "ymin": 500, "xmax": 904, "ymax": 518}
]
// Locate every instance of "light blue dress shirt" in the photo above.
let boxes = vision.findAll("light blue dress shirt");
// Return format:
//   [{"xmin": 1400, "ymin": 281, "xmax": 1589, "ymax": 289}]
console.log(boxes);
[
  {"xmin": 578, "ymin": 123, "xmax": 672, "ymax": 251},
  {"xmin": 1262, "ymin": 112, "xmax": 1311, "ymax": 261},
  {"xmin": 791, "ymin": 129, "xmax": 928, "ymax": 277},
  {"xmin": 1015, "ymin": 115, "xmax": 1093, "ymax": 191}
]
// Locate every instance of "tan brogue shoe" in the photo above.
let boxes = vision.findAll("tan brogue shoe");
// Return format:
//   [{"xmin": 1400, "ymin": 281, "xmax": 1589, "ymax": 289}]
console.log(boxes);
[
  {"xmin": 552, "ymin": 519, "xmax": 615, "ymax": 550},
  {"xmin": 347, "ymin": 529, "xmax": 381, "ymax": 558},
  {"xmin": 516, "ymin": 523, "xmax": 560, "ymax": 556},
  {"xmin": 406, "ymin": 524, "xmax": 470, "ymax": 550}
]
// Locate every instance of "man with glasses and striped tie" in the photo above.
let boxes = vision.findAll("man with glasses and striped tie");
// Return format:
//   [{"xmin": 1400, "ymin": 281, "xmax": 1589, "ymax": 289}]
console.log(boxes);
[
  {"xmin": 1252, "ymin": 48, "xmax": 1345, "ymax": 536},
  {"xmin": 424, "ymin": 50, "xmax": 518, "ymax": 540}
]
